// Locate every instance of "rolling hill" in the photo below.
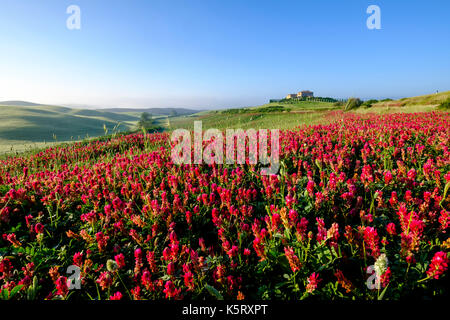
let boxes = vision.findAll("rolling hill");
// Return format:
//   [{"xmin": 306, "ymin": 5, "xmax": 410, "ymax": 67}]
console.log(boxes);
[
  {"xmin": 0, "ymin": 100, "xmax": 50, "ymax": 107},
  {"xmin": 0, "ymin": 102, "xmax": 141, "ymax": 153},
  {"xmin": 372, "ymin": 91, "xmax": 450, "ymax": 107},
  {"xmin": 99, "ymin": 107, "xmax": 200, "ymax": 116},
  {"xmin": 0, "ymin": 101, "xmax": 202, "ymax": 154},
  {"xmin": 169, "ymin": 91, "xmax": 450, "ymax": 131}
]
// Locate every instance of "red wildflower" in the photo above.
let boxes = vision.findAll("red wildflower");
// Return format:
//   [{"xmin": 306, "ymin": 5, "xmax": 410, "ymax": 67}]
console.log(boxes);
[
  {"xmin": 334, "ymin": 270, "xmax": 354, "ymax": 293},
  {"xmin": 363, "ymin": 227, "xmax": 380, "ymax": 259},
  {"xmin": 109, "ymin": 291, "xmax": 123, "ymax": 300},
  {"xmin": 184, "ymin": 271, "xmax": 194, "ymax": 290},
  {"xmin": 284, "ymin": 246, "xmax": 302, "ymax": 273},
  {"xmin": 73, "ymin": 252, "xmax": 83, "ymax": 267},
  {"xmin": 114, "ymin": 253, "xmax": 125, "ymax": 269},
  {"xmin": 131, "ymin": 286, "xmax": 141, "ymax": 300},
  {"xmin": 95, "ymin": 232, "xmax": 109, "ymax": 252},
  {"xmin": 163, "ymin": 280, "xmax": 181, "ymax": 299},
  {"xmin": 55, "ymin": 276, "xmax": 69, "ymax": 296},
  {"xmin": 141, "ymin": 270, "xmax": 154, "ymax": 291},
  {"xmin": 134, "ymin": 248, "xmax": 143, "ymax": 275},
  {"xmin": 439, "ymin": 210, "xmax": 449, "ymax": 233},
  {"xmin": 167, "ymin": 262, "xmax": 176, "ymax": 276},
  {"xmin": 0, "ymin": 258, "xmax": 13, "ymax": 279},
  {"xmin": 380, "ymin": 267, "xmax": 391, "ymax": 288},
  {"xmin": 386, "ymin": 223, "xmax": 396, "ymax": 236},
  {"xmin": 407, "ymin": 168, "xmax": 417, "ymax": 180},
  {"xmin": 306, "ymin": 272, "xmax": 321, "ymax": 293},
  {"xmin": 306, "ymin": 180, "xmax": 315, "ymax": 196},
  {"xmin": 146, "ymin": 251, "xmax": 157, "ymax": 273},
  {"xmin": 316, "ymin": 218, "xmax": 327, "ymax": 243},
  {"xmin": 384, "ymin": 170, "xmax": 393, "ymax": 184},
  {"xmin": 426, "ymin": 251, "xmax": 449, "ymax": 280},
  {"xmin": 96, "ymin": 271, "xmax": 112, "ymax": 290},
  {"xmin": 34, "ymin": 223, "xmax": 44, "ymax": 234}
]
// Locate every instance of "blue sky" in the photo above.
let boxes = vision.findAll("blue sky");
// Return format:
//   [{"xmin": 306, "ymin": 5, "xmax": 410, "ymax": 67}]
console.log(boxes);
[{"xmin": 0, "ymin": 0, "xmax": 449, "ymax": 109}]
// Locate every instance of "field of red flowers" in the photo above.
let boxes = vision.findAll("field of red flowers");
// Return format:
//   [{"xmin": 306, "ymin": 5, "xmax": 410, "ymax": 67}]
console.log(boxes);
[{"xmin": 0, "ymin": 111, "xmax": 449, "ymax": 300}]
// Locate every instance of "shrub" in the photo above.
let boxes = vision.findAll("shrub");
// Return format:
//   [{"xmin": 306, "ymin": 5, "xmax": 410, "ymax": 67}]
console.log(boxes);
[
  {"xmin": 137, "ymin": 112, "xmax": 154, "ymax": 130},
  {"xmin": 437, "ymin": 97, "xmax": 450, "ymax": 110},
  {"xmin": 362, "ymin": 99, "xmax": 379, "ymax": 108},
  {"xmin": 257, "ymin": 106, "xmax": 286, "ymax": 113},
  {"xmin": 344, "ymin": 98, "xmax": 362, "ymax": 111},
  {"xmin": 222, "ymin": 105, "xmax": 290, "ymax": 114},
  {"xmin": 221, "ymin": 108, "xmax": 249, "ymax": 114}
]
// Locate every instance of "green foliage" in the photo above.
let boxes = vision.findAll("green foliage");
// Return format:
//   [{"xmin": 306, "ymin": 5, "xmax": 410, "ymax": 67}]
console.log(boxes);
[
  {"xmin": 0, "ymin": 104, "xmax": 138, "ymax": 154},
  {"xmin": 221, "ymin": 105, "xmax": 290, "ymax": 115},
  {"xmin": 0, "ymin": 284, "xmax": 24, "ymax": 300},
  {"xmin": 137, "ymin": 112, "xmax": 154, "ymax": 130},
  {"xmin": 344, "ymin": 98, "xmax": 363, "ymax": 111},
  {"xmin": 437, "ymin": 97, "xmax": 450, "ymax": 110},
  {"xmin": 204, "ymin": 284, "xmax": 224, "ymax": 300},
  {"xmin": 362, "ymin": 99, "xmax": 379, "ymax": 108},
  {"xmin": 257, "ymin": 106, "xmax": 290, "ymax": 113},
  {"xmin": 280, "ymin": 96, "xmax": 339, "ymax": 103},
  {"xmin": 221, "ymin": 108, "xmax": 248, "ymax": 114}
]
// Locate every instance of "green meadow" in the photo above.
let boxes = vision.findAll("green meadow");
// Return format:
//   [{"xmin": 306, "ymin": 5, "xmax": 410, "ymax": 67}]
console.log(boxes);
[
  {"xmin": 0, "ymin": 91, "xmax": 448, "ymax": 156},
  {"xmin": 168, "ymin": 100, "xmax": 336, "ymax": 131}
]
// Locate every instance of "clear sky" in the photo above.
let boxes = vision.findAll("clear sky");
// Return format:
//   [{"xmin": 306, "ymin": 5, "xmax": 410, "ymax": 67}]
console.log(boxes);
[{"xmin": 0, "ymin": 0, "xmax": 449, "ymax": 109}]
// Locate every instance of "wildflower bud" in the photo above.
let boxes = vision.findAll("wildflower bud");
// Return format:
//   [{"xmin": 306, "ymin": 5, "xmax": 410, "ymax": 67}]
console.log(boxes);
[
  {"xmin": 374, "ymin": 254, "xmax": 388, "ymax": 277},
  {"xmin": 107, "ymin": 259, "xmax": 118, "ymax": 272}
]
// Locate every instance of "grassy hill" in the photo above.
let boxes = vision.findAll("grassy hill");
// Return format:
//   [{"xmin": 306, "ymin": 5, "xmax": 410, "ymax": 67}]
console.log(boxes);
[
  {"xmin": 348, "ymin": 91, "xmax": 450, "ymax": 114},
  {"xmin": 0, "ymin": 100, "xmax": 51, "ymax": 107},
  {"xmin": 0, "ymin": 103, "xmax": 140, "ymax": 154},
  {"xmin": 169, "ymin": 92, "xmax": 449, "ymax": 131},
  {"xmin": 169, "ymin": 100, "xmax": 337, "ymax": 131},
  {"xmin": 372, "ymin": 91, "xmax": 450, "ymax": 107}
]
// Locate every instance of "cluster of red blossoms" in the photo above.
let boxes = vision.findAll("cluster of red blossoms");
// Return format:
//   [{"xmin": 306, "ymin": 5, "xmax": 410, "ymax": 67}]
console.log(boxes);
[{"xmin": 0, "ymin": 111, "xmax": 449, "ymax": 300}]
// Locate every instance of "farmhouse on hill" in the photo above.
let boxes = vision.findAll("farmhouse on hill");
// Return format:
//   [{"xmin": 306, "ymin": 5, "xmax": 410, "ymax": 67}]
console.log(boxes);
[
  {"xmin": 285, "ymin": 90, "xmax": 314, "ymax": 99},
  {"xmin": 297, "ymin": 90, "xmax": 314, "ymax": 98}
]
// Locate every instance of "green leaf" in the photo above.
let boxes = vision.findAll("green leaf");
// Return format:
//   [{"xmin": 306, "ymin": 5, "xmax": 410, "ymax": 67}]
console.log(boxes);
[
  {"xmin": 9, "ymin": 285, "xmax": 24, "ymax": 299},
  {"xmin": 272, "ymin": 232, "xmax": 283, "ymax": 239},
  {"xmin": 204, "ymin": 284, "xmax": 224, "ymax": 300},
  {"xmin": 440, "ymin": 182, "xmax": 450, "ymax": 207},
  {"xmin": 1, "ymin": 289, "xmax": 9, "ymax": 300},
  {"xmin": 160, "ymin": 274, "xmax": 171, "ymax": 281},
  {"xmin": 27, "ymin": 276, "xmax": 39, "ymax": 300},
  {"xmin": 378, "ymin": 284, "xmax": 389, "ymax": 300}
]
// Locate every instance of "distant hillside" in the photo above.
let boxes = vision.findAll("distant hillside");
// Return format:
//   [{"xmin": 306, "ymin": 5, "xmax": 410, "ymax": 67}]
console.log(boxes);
[
  {"xmin": 0, "ymin": 100, "xmax": 202, "ymax": 153},
  {"xmin": 0, "ymin": 100, "xmax": 49, "ymax": 107},
  {"xmin": 373, "ymin": 91, "xmax": 450, "ymax": 107},
  {"xmin": 100, "ymin": 107, "xmax": 200, "ymax": 116},
  {"xmin": 0, "ymin": 101, "xmax": 200, "ymax": 117},
  {"xmin": 0, "ymin": 104, "xmax": 140, "ymax": 153},
  {"xmin": 169, "ymin": 100, "xmax": 337, "ymax": 131}
]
